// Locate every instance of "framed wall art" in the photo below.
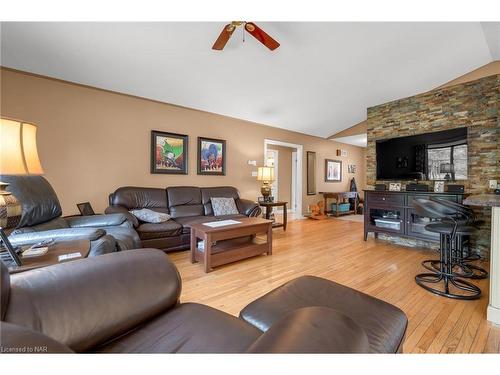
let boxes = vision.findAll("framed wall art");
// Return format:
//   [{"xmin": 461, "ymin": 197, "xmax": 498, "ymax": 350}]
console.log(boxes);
[
  {"xmin": 325, "ymin": 159, "xmax": 342, "ymax": 182},
  {"xmin": 197, "ymin": 137, "xmax": 226, "ymax": 175},
  {"xmin": 151, "ymin": 130, "xmax": 188, "ymax": 174}
]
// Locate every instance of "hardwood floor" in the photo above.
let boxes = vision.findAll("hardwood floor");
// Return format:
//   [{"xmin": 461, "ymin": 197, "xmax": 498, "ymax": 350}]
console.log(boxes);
[{"xmin": 168, "ymin": 217, "xmax": 500, "ymax": 353}]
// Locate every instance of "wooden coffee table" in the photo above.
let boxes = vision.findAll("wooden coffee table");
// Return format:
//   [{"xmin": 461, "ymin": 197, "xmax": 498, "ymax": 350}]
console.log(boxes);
[
  {"xmin": 8, "ymin": 240, "xmax": 91, "ymax": 274},
  {"xmin": 190, "ymin": 217, "xmax": 273, "ymax": 273}
]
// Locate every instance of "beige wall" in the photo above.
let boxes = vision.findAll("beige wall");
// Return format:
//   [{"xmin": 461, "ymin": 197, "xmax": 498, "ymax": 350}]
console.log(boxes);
[
  {"xmin": 437, "ymin": 61, "xmax": 500, "ymax": 88},
  {"xmin": 328, "ymin": 120, "xmax": 367, "ymax": 139},
  {"xmin": 267, "ymin": 144, "xmax": 294, "ymax": 204},
  {"xmin": 0, "ymin": 68, "xmax": 366, "ymax": 215}
]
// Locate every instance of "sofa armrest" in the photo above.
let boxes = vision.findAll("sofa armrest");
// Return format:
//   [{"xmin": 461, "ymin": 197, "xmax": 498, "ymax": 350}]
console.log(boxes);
[
  {"xmin": 66, "ymin": 213, "xmax": 129, "ymax": 228},
  {"xmin": 237, "ymin": 198, "xmax": 261, "ymax": 217},
  {"xmin": 246, "ymin": 307, "xmax": 370, "ymax": 353},
  {"xmin": 0, "ymin": 322, "xmax": 74, "ymax": 354},
  {"xmin": 8, "ymin": 228, "xmax": 106, "ymax": 246},
  {"xmin": 105, "ymin": 206, "xmax": 139, "ymax": 227}
]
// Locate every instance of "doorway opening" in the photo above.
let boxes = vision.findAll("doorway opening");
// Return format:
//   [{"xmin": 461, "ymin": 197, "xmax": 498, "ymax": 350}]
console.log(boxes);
[{"xmin": 264, "ymin": 139, "xmax": 303, "ymax": 219}]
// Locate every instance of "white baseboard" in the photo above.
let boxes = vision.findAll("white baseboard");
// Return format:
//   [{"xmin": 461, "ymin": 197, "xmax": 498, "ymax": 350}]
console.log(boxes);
[{"xmin": 487, "ymin": 305, "xmax": 500, "ymax": 327}]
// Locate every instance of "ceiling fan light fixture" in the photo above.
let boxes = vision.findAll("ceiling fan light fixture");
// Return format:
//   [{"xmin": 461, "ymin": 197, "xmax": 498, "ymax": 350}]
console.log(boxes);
[
  {"xmin": 212, "ymin": 21, "xmax": 280, "ymax": 51},
  {"xmin": 245, "ymin": 23, "xmax": 255, "ymax": 32}
]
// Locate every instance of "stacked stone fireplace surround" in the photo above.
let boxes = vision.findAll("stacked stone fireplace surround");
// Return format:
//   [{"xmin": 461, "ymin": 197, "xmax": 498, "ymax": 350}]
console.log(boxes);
[{"xmin": 366, "ymin": 74, "xmax": 499, "ymax": 257}]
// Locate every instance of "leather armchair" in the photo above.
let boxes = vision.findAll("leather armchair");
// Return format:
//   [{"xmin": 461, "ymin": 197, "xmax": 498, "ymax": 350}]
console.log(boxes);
[
  {"xmin": 1, "ymin": 250, "xmax": 373, "ymax": 353},
  {"xmin": 1, "ymin": 175, "xmax": 140, "ymax": 256}
]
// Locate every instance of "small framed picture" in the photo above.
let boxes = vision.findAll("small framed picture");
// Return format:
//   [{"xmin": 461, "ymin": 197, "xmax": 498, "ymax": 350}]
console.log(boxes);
[
  {"xmin": 77, "ymin": 202, "xmax": 95, "ymax": 216},
  {"xmin": 434, "ymin": 181, "xmax": 445, "ymax": 193},
  {"xmin": 389, "ymin": 182, "xmax": 401, "ymax": 191},
  {"xmin": 347, "ymin": 164, "xmax": 356, "ymax": 173},
  {"xmin": 197, "ymin": 137, "xmax": 226, "ymax": 175},
  {"xmin": 325, "ymin": 159, "xmax": 342, "ymax": 182}
]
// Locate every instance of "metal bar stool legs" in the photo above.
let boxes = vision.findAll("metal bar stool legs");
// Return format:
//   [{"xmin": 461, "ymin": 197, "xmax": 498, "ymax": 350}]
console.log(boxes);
[
  {"xmin": 415, "ymin": 232, "xmax": 481, "ymax": 300},
  {"xmin": 456, "ymin": 235, "xmax": 488, "ymax": 279}
]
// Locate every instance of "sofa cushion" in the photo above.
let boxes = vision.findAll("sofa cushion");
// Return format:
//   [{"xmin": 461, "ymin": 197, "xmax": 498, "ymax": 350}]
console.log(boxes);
[
  {"xmin": 5, "ymin": 249, "xmax": 181, "ymax": 352},
  {"xmin": 10, "ymin": 217, "xmax": 69, "ymax": 235},
  {"xmin": 129, "ymin": 208, "xmax": 171, "ymax": 223},
  {"xmin": 167, "ymin": 187, "xmax": 203, "ymax": 218},
  {"xmin": 1, "ymin": 175, "xmax": 62, "ymax": 228},
  {"xmin": 110, "ymin": 187, "xmax": 168, "ymax": 211},
  {"xmin": 136, "ymin": 221, "xmax": 182, "ymax": 240},
  {"xmin": 96, "ymin": 303, "xmax": 261, "ymax": 353},
  {"xmin": 239, "ymin": 275, "xmax": 408, "ymax": 354},
  {"xmin": 174, "ymin": 214, "xmax": 246, "ymax": 234},
  {"xmin": 201, "ymin": 186, "xmax": 240, "ymax": 216},
  {"xmin": 167, "ymin": 186, "xmax": 201, "ymax": 206}
]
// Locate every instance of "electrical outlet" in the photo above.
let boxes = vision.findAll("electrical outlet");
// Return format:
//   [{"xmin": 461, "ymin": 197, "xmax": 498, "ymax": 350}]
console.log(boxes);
[
  {"xmin": 251, "ymin": 171, "xmax": 258, "ymax": 177},
  {"xmin": 489, "ymin": 180, "xmax": 498, "ymax": 189},
  {"xmin": 247, "ymin": 160, "xmax": 257, "ymax": 166}
]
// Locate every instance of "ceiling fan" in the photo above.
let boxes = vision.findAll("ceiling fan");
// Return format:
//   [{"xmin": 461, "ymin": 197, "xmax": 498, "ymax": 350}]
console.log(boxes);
[{"xmin": 212, "ymin": 21, "xmax": 280, "ymax": 51}]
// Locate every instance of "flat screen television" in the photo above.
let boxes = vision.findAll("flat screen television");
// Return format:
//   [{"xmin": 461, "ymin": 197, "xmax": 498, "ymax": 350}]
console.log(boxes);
[{"xmin": 376, "ymin": 128, "xmax": 468, "ymax": 181}]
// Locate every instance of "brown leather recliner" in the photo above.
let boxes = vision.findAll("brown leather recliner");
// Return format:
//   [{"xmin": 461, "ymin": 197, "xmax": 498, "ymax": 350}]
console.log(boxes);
[
  {"xmin": 105, "ymin": 186, "xmax": 261, "ymax": 252},
  {"xmin": 0, "ymin": 249, "xmax": 407, "ymax": 353}
]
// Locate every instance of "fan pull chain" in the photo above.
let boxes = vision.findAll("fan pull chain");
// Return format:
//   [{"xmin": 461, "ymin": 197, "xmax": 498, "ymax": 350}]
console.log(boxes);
[{"xmin": 243, "ymin": 23, "xmax": 245, "ymax": 43}]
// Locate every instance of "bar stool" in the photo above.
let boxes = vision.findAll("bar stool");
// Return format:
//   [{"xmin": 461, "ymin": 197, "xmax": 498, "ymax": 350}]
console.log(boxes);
[
  {"xmin": 412, "ymin": 199, "xmax": 481, "ymax": 300},
  {"xmin": 431, "ymin": 198, "xmax": 488, "ymax": 280}
]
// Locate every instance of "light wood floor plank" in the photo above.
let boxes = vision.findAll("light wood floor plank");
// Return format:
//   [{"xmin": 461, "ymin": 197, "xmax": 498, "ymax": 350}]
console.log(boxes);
[{"xmin": 168, "ymin": 218, "xmax": 500, "ymax": 353}]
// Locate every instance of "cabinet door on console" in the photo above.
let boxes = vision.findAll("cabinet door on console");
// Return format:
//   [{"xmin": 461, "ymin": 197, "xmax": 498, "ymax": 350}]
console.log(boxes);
[{"xmin": 366, "ymin": 206, "xmax": 405, "ymax": 235}]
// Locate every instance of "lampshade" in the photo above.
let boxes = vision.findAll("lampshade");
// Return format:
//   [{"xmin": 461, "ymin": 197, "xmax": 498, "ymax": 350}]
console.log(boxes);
[
  {"xmin": 439, "ymin": 163, "xmax": 454, "ymax": 174},
  {"xmin": 257, "ymin": 166, "xmax": 275, "ymax": 181},
  {"xmin": 0, "ymin": 118, "xmax": 44, "ymax": 175}
]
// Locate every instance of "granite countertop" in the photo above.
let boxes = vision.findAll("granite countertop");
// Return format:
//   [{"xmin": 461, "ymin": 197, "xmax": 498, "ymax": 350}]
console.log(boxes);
[{"xmin": 463, "ymin": 194, "xmax": 500, "ymax": 207}]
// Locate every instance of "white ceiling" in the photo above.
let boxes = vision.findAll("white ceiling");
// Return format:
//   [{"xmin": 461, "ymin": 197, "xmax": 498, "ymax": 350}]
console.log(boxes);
[{"xmin": 1, "ymin": 22, "xmax": 498, "ymax": 138}]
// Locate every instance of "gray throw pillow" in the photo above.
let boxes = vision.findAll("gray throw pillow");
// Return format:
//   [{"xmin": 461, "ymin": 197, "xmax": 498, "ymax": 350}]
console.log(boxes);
[
  {"xmin": 129, "ymin": 208, "xmax": 171, "ymax": 223},
  {"xmin": 211, "ymin": 197, "xmax": 239, "ymax": 216}
]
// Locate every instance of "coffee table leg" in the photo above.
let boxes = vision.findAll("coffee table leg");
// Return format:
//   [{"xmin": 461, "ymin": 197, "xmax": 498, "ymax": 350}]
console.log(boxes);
[
  {"xmin": 267, "ymin": 223, "xmax": 273, "ymax": 255},
  {"xmin": 204, "ymin": 234, "xmax": 212, "ymax": 273},
  {"xmin": 190, "ymin": 229, "xmax": 197, "ymax": 263}
]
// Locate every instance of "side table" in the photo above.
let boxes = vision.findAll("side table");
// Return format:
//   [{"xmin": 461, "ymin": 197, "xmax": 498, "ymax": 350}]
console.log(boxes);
[
  {"xmin": 8, "ymin": 240, "xmax": 91, "ymax": 274},
  {"xmin": 259, "ymin": 201, "xmax": 288, "ymax": 231}
]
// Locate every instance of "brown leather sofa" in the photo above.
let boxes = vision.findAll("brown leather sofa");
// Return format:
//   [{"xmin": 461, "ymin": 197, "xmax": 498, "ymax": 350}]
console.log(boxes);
[
  {"xmin": 0, "ymin": 249, "xmax": 407, "ymax": 353},
  {"xmin": 105, "ymin": 186, "xmax": 261, "ymax": 251}
]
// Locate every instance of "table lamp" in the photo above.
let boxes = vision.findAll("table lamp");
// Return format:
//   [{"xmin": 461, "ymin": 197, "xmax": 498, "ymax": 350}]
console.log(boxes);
[
  {"xmin": 0, "ymin": 118, "xmax": 44, "ymax": 231},
  {"xmin": 439, "ymin": 163, "xmax": 454, "ymax": 181},
  {"xmin": 257, "ymin": 166, "xmax": 275, "ymax": 202}
]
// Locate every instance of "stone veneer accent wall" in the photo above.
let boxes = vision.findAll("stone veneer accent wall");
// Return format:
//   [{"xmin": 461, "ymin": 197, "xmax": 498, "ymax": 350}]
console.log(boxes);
[{"xmin": 366, "ymin": 74, "xmax": 499, "ymax": 255}]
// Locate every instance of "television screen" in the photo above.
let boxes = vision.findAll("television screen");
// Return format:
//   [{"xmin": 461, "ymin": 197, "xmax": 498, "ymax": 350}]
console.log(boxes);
[{"xmin": 376, "ymin": 128, "xmax": 468, "ymax": 181}]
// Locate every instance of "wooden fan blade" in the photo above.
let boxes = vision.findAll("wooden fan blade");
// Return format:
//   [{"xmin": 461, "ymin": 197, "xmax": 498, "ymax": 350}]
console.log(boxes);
[
  {"xmin": 212, "ymin": 24, "xmax": 235, "ymax": 50},
  {"xmin": 245, "ymin": 22, "xmax": 280, "ymax": 50}
]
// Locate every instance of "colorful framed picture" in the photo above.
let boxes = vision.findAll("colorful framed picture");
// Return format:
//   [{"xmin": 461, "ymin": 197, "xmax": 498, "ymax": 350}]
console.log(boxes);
[
  {"xmin": 325, "ymin": 159, "xmax": 342, "ymax": 182},
  {"xmin": 197, "ymin": 137, "xmax": 226, "ymax": 175},
  {"xmin": 151, "ymin": 130, "xmax": 188, "ymax": 174}
]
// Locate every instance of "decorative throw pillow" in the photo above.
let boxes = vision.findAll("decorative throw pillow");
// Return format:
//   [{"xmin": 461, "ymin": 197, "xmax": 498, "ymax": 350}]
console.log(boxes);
[
  {"xmin": 211, "ymin": 197, "xmax": 239, "ymax": 216},
  {"xmin": 129, "ymin": 208, "xmax": 171, "ymax": 223}
]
